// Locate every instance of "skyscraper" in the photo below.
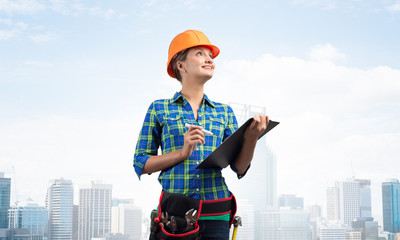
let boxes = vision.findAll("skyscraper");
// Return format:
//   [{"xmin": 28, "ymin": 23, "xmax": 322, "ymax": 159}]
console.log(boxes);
[
  {"xmin": 8, "ymin": 198, "xmax": 48, "ymax": 238},
  {"xmin": 326, "ymin": 186, "xmax": 340, "ymax": 223},
  {"xmin": 382, "ymin": 179, "xmax": 400, "ymax": 233},
  {"xmin": 229, "ymin": 103, "xmax": 277, "ymax": 209},
  {"xmin": 351, "ymin": 217, "xmax": 378, "ymax": 240},
  {"xmin": 46, "ymin": 178, "xmax": 74, "ymax": 240},
  {"xmin": 319, "ymin": 225, "xmax": 346, "ymax": 240},
  {"xmin": 355, "ymin": 179, "xmax": 372, "ymax": 218},
  {"xmin": 327, "ymin": 178, "xmax": 367, "ymax": 227},
  {"xmin": 0, "ymin": 172, "xmax": 11, "ymax": 228},
  {"xmin": 279, "ymin": 194, "xmax": 304, "ymax": 209},
  {"xmin": 78, "ymin": 181, "xmax": 112, "ymax": 240},
  {"xmin": 111, "ymin": 202, "xmax": 142, "ymax": 240}
]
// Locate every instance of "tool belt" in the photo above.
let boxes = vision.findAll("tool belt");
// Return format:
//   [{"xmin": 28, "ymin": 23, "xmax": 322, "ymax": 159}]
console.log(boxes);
[{"xmin": 149, "ymin": 191, "xmax": 237, "ymax": 240}]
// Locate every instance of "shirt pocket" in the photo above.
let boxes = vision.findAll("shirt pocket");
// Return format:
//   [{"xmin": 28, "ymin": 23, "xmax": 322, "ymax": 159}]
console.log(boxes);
[
  {"xmin": 208, "ymin": 116, "xmax": 225, "ymax": 141},
  {"xmin": 165, "ymin": 114, "xmax": 186, "ymax": 136}
]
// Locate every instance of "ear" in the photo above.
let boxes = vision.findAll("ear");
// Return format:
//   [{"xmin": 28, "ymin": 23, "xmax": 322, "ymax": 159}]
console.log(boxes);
[{"xmin": 176, "ymin": 61, "xmax": 186, "ymax": 73}]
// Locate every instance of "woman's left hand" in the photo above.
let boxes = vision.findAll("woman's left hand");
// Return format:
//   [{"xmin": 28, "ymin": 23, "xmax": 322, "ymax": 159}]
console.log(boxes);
[{"xmin": 244, "ymin": 115, "xmax": 269, "ymax": 142}]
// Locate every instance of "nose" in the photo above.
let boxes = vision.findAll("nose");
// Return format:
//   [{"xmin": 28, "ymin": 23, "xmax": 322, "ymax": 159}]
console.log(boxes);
[{"xmin": 205, "ymin": 55, "xmax": 213, "ymax": 64}]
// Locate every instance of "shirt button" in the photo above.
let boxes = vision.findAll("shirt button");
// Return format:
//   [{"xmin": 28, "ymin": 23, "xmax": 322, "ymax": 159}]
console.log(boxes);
[
  {"xmin": 196, "ymin": 161, "xmax": 199, "ymax": 164},
  {"xmin": 199, "ymin": 115, "xmax": 202, "ymax": 118},
  {"xmin": 197, "ymin": 175, "xmax": 200, "ymax": 178},
  {"xmin": 196, "ymin": 188, "xmax": 199, "ymax": 192},
  {"xmin": 199, "ymin": 122, "xmax": 202, "ymax": 125},
  {"xmin": 196, "ymin": 147, "xmax": 199, "ymax": 151}
]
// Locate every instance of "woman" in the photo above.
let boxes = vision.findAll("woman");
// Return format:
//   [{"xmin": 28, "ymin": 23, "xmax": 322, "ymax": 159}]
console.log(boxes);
[{"xmin": 134, "ymin": 29, "xmax": 269, "ymax": 240}]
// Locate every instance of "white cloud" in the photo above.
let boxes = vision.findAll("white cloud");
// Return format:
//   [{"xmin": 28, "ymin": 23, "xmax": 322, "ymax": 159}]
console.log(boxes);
[
  {"xmin": 291, "ymin": 0, "xmax": 337, "ymax": 10},
  {"xmin": 0, "ymin": 0, "xmax": 46, "ymax": 14},
  {"xmin": 208, "ymin": 50, "xmax": 400, "ymax": 208},
  {"xmin": 0, "ymin": 29, "xmax": 17, "ymax": 40},
  {"xmin": 28, "ymin": 33, "xmax": 58, "ymax": 43},
  {"xmin": 24, "ymin": 61, "xmax": 54, "ymax": 67},
  {"xmin": 308, "ymin": 43, "xmax": 346, "ymax": 62},
  {"xmin": 386, "ymin": 0, "xmax": 400, "ymax": 11}
]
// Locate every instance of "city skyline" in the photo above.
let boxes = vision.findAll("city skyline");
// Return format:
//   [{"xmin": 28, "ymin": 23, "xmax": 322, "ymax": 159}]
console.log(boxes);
[
  {"xmin": 2, "ymin": 173, "xmax": 400, "ymax": 239},
  {"xmin": 1, "ymin": 0, "xmax": 399, "ymax": 234}
]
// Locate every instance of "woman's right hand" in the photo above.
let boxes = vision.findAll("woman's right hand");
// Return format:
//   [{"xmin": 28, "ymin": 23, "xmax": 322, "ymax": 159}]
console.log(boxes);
[{"xmin": 180, "ymin": 125, "xmax": 205, "ymax": 159}]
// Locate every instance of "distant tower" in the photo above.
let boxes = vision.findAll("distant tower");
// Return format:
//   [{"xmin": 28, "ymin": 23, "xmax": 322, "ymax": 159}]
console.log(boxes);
[
  {"xmin": 382, "ymin": 179, "xmax": 400, "ymax": 233},
  {"xmin": 0, "ymin": 172, "xmax": 11, "ymax": 228},
  {"xmin": 319, "ymin": 225, "xmax": 346, "ymax": 240},
  {"xmin": 327, "ymin": 179, "xmax": 363, "ymax": 227},
  {"xmin": 326, "ymin": 186, "xmax": 340, "ymax": 223},
  {"xmin": 355, "ymin": 179, "xmax": 372, "ymax": 218},
  {"xmin": 78, "ymin": 181, "xmax": 112, "ymax": 240},
  {"xmin": 8, "ymin": 198, "xmax": 48, "ymax": 238},
  {"xmin": 46, "ymin": 178, "xmax": 74, "ymax": 240},
  {"xmin": 111, "ymin": 201, "xmax": 142, "ymax": 240},
  {"xmin": 278, "ymin": 194, "xmax": 304, "ymax": 209},
  {"xmin": 229, "ymin": 103, "xmax": 277, "ymax": 209},
  {"xmin": 234, "ymin": 199, "xmax": 255, "ymax": 240}
]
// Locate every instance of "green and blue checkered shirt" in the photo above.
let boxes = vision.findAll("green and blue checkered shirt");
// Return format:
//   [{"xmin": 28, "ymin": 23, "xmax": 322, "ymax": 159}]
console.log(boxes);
[{"xmin": 133, "ymin": 92, "xmax": 238, "ymax": 201}]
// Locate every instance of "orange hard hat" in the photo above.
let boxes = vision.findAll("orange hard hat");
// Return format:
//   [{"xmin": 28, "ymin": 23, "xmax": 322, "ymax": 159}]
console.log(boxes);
[{"xmin": 167, "ymin": 30, "xmax": 220, "ymax": 78}]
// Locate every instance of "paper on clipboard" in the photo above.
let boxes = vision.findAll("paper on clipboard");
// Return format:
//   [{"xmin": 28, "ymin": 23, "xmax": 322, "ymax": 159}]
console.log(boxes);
[{"xmin": 196, "ymin": 118, "xmax": 279, "ymax": 169}]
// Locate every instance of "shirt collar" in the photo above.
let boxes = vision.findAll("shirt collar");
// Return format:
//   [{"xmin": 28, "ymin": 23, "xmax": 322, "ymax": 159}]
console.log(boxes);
[{"xmin": 171, "ymin": 92, "xmax": 215, "ymax": 108}]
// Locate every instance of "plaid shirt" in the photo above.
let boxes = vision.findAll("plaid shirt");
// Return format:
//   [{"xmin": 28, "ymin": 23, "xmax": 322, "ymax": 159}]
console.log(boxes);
[{"xmin": 133, "ymin": 92, "xmax": 238, "ymax": 201}]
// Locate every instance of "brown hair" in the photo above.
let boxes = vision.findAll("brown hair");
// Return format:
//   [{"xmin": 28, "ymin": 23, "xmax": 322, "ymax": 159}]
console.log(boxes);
[{"xmin": 172, "ymin": 48, "xmax": 191, "ymax": 82}]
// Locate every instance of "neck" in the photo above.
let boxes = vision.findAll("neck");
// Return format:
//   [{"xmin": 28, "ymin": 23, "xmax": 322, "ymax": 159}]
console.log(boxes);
[{"xmin": 180, "ymin": 78, "xmax": 205, "ymax": 113}]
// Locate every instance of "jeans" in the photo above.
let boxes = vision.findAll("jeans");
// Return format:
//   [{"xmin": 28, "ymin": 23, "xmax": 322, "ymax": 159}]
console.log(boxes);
[{"xmin": 198, "ymin": 220, "xmax": 230, "ymax": 240}]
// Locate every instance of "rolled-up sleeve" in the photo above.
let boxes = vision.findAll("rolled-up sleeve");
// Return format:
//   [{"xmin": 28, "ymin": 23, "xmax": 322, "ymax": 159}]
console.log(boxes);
[{"xmin": 133, "ymin": 102, "xmax": 161, "ymax": 180}]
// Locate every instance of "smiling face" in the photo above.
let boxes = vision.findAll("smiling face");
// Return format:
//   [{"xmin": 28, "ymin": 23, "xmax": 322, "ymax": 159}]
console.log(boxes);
[{"xmin": 176, "ymin": 46, "xmax": 215, "ymax": 83}]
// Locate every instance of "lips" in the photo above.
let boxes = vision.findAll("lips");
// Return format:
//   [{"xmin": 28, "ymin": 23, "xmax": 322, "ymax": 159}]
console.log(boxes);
[{"xmin": 202, "ymin": 65, "xmax": 213, "ymax": 70}]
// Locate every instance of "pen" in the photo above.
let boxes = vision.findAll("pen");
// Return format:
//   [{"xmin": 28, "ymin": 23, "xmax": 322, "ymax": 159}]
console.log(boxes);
[{"xmin": 185, "ymin": 123, "xmax": 214, "ymax": 136}]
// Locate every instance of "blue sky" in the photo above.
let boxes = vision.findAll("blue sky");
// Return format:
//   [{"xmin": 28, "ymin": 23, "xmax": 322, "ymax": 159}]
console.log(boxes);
[{"xmin": 1, "ymin": 0, "xmax": 400, "ymax": 223}]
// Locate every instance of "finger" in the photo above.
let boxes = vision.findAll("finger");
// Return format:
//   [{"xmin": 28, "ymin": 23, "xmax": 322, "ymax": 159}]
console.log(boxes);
[
  {"xmin": 187, "ymin": 129, "xmax": 205, "ymax": 139},
  {"xmin": 188, "ymin": 125, "xmax": 203, "ymax": 132},
  {"xmin": 188, "ymin": 135, "xmax": 205, "ymax": 145},
  {"xmin": 251, "ymin": 115, "xmax": 260, "ymax": 128}
]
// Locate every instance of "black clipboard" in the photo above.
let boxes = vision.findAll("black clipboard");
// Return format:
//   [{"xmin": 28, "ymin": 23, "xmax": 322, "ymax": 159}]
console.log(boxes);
[{"xmin": 196, "ymin": 118, "xmax": 279, "ymax": 169}]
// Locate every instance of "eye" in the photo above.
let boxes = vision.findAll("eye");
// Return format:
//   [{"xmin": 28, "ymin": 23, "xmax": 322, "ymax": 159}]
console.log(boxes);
[{"xmin": 196, "ymin": 51, "xmax": 202, "ymax": 56}]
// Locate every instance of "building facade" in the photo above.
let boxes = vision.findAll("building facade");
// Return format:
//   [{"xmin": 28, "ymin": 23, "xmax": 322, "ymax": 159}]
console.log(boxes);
[
  {"xmin": 382, "ymin": 179, "xmax": 400, "ymax": 233},
  {"xmin": 78, "ymin": 181, "xmax": 112, "ymax": 240},
  {"xmin": 111, "ymin": 203, "xmax": 142, "ymax": 240},
  {"xmin": 0, "ymin": 172, "xmax": 11, "ymax": 228},
  {"xmin": 8, "ymin": 199, "xmax": 48, "ymax": 238},
  {"xmin": 46, "ymin": 178, "xmax": 74, "ymax": 240}
]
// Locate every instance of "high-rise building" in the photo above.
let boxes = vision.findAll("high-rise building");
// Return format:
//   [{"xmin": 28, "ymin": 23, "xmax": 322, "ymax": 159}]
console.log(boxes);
[
  {"xmin": 229, "ymin": 103, "xmax": 277, "ymax": 209},
  {"xmin": 278, "ymin": 208, "xmax": 310, "ymax": 240},
  {"xmin": 111, "ymin": 202, "xmax": 142, "ymax": 240},
  {"xmin": 46, "ymin": 178, "xmax": 74, "ymax": 240},
  {"xmin": 78, "ymin": 181, "xmax": 112, "ymax": 240},
  {"xmin": 0, "ymin": 172, "xmax": 11, "ymax": 228},
  {"xmin": 234, "ymin": 199, "xmax": 255, "ymax": 240},
  {"xmin": 8, "ymin": 198, "xmax": 48, "ymax": 238},
  {"xmin": 257, "ymin": 207, "xmax": 310, "ymax": 240},
  {"xmin": 382, "ymin": 179, "xmax": 400, "ymax": 233},
  {"xmin": 346, "ymin": 231, "xmax": 362, "ymax": 240},
  {"xmin": 327, "ymin": 178, "xmax": 368, "ymax": 227},
  {"xmin": 307, "ymin": 204, "xmax": 322, "ymax": 219},
  {"xmin": 279, "ymin": 194, "xmax": 304, "ymax": 209},
  {"xmin": 356, "ymin": 179, "xmax": 372, "ymax": 218},
  {"xmin": 326, "ymin": 186, "xmax": 340, "ymax": 223},
  {"xmin": 319, "ymin": 225, "xmax": 346, "ymax": 240},
  {"xmin": 351, "ymin": 217, "xmax": 378, "ymax": 240},
  {"xmin": 259, "ymin": 209, "xmax": 280, "ymax": 240},
  {"xmin": 73, "ymin": 205, "xmax": 79, "ymax": 240},
  {"xmin": 337, "ymin": 179, "xmax": 361, "ymax": 227}
]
